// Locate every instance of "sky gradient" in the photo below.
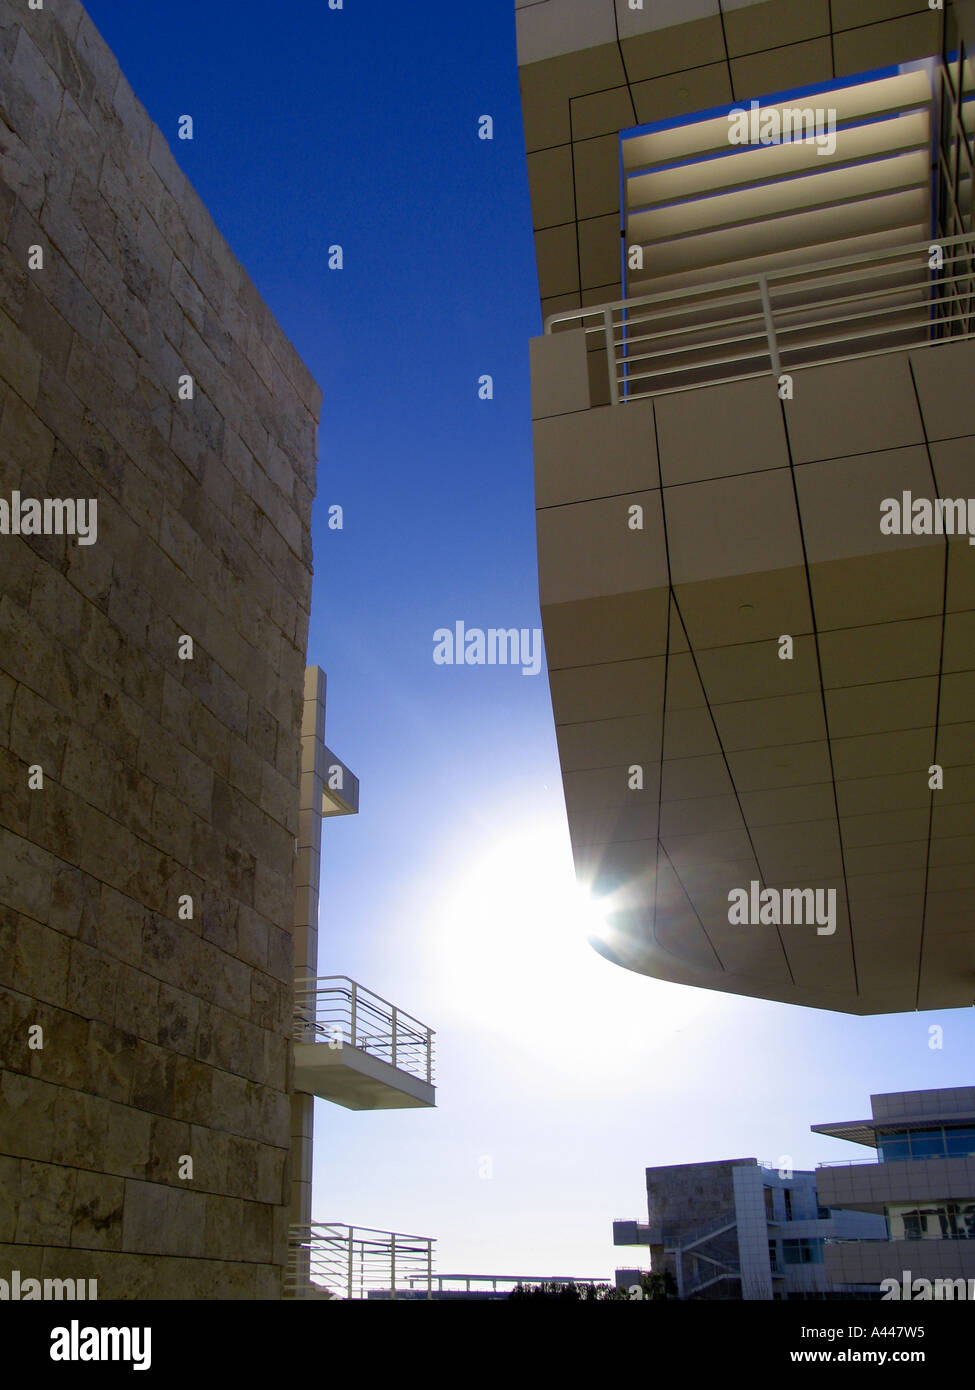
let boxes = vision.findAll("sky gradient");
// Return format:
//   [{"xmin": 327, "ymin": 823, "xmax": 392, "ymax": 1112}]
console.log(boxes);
[{"xmin": 83, "ymin": 0, "xmax": 975, "ymax": 1279}]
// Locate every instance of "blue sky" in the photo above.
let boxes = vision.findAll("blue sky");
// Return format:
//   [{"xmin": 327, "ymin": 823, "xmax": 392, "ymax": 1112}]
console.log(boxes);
[{"xmin": 85, "ymin": 0, "xmax": 975, "ymax": 1279}]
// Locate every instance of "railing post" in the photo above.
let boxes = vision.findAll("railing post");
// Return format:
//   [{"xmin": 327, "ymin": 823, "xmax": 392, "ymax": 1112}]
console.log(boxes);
[
  {"xmin": 758, "ymin": 274, "xmax": 782, "ymax": 379},
  {"xmin": 390, "ymin": 1234, "xmax": 396, "ymax": 1301},
  {"xmin": 603, "ymin": 306, "xmax": 620, "ymax": 405},
  {"xmin": 425, "ymin": 1029, "xmax": 432, "ymax": 1084},
  {"xmin": 427, "ymin": 1240, "xmax": 433, "ymax": 1301},
  {"xmin": 347, "ymin": 1226, "xmax": 354, "ymax": 1300},
  {"xmin": 292, "ymin": 1226, "xmax": 311, "ymax": 1297},
  {"xmin": 350, "ymin": 981, "xmax": 357, "ymax": 1049},
  {"xmin": 391, "ymin": 1006, "xmax": 398, "ymax": 1069}
]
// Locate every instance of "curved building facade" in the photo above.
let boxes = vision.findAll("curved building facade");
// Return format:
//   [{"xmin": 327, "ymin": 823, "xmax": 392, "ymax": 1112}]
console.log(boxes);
[{"xmin": 519, "ymin": 0, "xmax": 975, "ymax": 1012}]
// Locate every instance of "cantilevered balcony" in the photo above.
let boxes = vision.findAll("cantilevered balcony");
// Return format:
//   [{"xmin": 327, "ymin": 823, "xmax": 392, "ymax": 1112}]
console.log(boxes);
[
  {"xmin": 817, "ymin": 1153, "xmax": 975, "ymax": 1215},
  {"xmin": 292, "ymin": 975, "xmax": 435, "ymax": 1110},
  {"xmin": 544, "ymin": 233, "xmax": 975, "ymax": 406},
  {"xmin": 285, "ymin": 1223, "xmax": 435, "ymax": 1300},
  {"xmin": 531, "ymin": 232, "xmax": 975, "ymax": 1016},
  {"xmin": 613, "ymin": 1219, "xmax": 660, "ymax": 1246}
]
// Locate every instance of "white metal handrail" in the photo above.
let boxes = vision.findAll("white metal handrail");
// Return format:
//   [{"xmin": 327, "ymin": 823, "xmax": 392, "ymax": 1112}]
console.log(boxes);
[
  {"xmin": 411, "ymin": 1272, "xmax": 609, "ymax": 1292},
  {"xmin": 285, "ymin": 1222, "xmax": 435, "ymax": 1300},
  {"xmin": 665, "ymin": 1219, "xmax": 738, "ymax": 1254},
  {"xmin": 818, "ymin": 1149, "xmax": 975, "ymax": 1167},
  {"xmin": 544, "ymin": 233, "xmax": 975, "ymax": 403},
  {"xmin": 293, "ymin": 975, "xmax": 435, "ymax": 1084}
]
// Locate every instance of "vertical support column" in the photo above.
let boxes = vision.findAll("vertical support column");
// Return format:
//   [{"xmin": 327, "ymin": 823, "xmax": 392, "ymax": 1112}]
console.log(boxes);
[
  {"xmin": 758, "ymin": 275, "xmax": 781, "ymax": 379},
  {"xmin": 289, "ymin": 668, "xmax": 328, "ymax": 1274},
  {"xmin": 295, "ymin": 667, "xmax": 327, "ymax": 977},
  {"xmin": 288, "ymin": 1094, "xmax": 315, "ymax": 1230},
  {"xmin": 603, "ymin": 306, "xmax": 620, "ymax": 405}
]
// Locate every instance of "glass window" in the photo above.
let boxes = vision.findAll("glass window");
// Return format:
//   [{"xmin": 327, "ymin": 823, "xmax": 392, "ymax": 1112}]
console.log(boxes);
[
  {"xmin": 946, "ymin": 1128, "xmax": 975, "ymax": 1157},
  {"xmin": 958, "ymin": 1202, "xmax": 975, "ymax": 1238},
  {"xmin": 878, "ymin": 1134, "xmax": 910, "ymax": 1161},
  {"xmin": 887, "ymin": 1201, "xmax": 975, "ymax": 1240},
  {"xmin": 902, "ymin": 1210, "xmax": 924, "ymax": 1240},
  {"xmin": 909, "ymin": 1131, "xmax": 946, "ymax": 1159},
  {"xmin": 817, "ymin": 1205, "xmax": 830, "ymax": 1220},
  {"xmin": 880, "ymin": 1128, "xmax": 958, "ymax": 1160},
  {"xmin": 782, "ymin": 1239, "xmax": 823, "ymax": 1265}
]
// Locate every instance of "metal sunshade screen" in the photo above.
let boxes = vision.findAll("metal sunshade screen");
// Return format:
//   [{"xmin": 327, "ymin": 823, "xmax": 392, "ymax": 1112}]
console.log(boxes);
[{"xmin": 621, "ymin": 69, "xmax": 934, "ymax": 302}]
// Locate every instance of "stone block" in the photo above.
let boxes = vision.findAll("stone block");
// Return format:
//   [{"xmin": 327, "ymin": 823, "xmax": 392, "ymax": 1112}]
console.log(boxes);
[
  {"xmin": 0, "ymin": 912, "xmax": 69, "ymax": 1008},
  {"xmin": 0, "ymin": 1070, "xmax": 59, "ymax": 1161},
  {"xmin": 71, "ymin": 1170, "xmax": 124, "ymax": 1250},
  {"xmin": 0, "ymin": 306, "xmax": 41, "ymax": 403},
  {"xmin": 66, "ymin": 937, "xmax": 117, "ymax": 1025},
  {"xmin": 16, "ymin": 1159, "xmax": 77, "ymax": 1244}
]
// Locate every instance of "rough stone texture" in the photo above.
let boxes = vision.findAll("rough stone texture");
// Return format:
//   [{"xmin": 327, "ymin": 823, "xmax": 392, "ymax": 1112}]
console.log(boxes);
[
  {"xmin": 0, "ymin": 0, "xmax": 318, "ymax": 1298},
  {"xmin": 644, "ymin": 1157, "xmax": 750, "ymax": 1296}
]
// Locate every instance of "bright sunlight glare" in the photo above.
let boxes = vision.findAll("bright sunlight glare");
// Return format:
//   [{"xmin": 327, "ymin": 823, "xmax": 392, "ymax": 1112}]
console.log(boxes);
[{"xmin": 427, "ymin": 812, "xmax": 715, "ymax": 1081}]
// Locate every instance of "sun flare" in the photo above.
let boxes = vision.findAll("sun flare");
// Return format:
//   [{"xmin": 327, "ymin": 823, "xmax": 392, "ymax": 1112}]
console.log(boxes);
[{"xmin": 431, "ymin": 816, "xmax": 621, "ymax": 1023}]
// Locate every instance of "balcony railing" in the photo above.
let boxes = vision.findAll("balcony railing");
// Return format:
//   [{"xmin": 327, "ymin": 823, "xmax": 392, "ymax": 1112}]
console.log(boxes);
[
  {"xmin": 293, "ymin": 975, "xmax": 435, "ymax": 1086},
  {"xmin": 823, "ymin": 1237, "xmax": 889, "ymax": 1244},
  {"xmin": 817, "ymin": 1157, "xmax": 884, "ymax": 1167},
  {"xmin": 819, "ymin": 1151, "xmax": 975, "ymax": 1167},
  {"xmin": 545, "ymin": 233, "xmax": 975, "ymax": 403},
  {"xmin": 613, "ymin": 1218, "xmax": 659, "ymax": 1245},
  {"xmin": 286, "ymin": 1223, "xmax": 435, "ymax": 1300}
]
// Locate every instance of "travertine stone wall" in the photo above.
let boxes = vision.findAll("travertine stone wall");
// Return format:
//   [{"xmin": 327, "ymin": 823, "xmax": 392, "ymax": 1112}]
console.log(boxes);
[
  {"xmin": 645, "ymin": 1158, "xmax": 749, "ymax": 1293},
  {"xmin": 0, "ymin": 0, "xmax": 320, "ymax": 1298}
]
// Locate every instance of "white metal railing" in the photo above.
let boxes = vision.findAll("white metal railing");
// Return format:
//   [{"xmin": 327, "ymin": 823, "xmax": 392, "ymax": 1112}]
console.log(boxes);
[
  {"xmin": 817, "ymin": 1157, "xmax": 884, "ymax": 1167},
  {"xmin": 665, "ymin": 1218, "xmax": 738, "ymax": 1254},
  {"xmin": 819, "ymin": 1150, "xmax": 975, "ymax": 1167},
  {"xmin": 544, "ymin": 233, "xmax": 975, "ymax": 403},
  {"xmin": 823, "ymin": 1237, "xmax": 888, "ymax": 1244},
  {"xmin": 293, "ymin": 975, "xmax": 435, "ymax": 1085},
  {"xmin": 286, "ymin": 1223, "xmax": 435, "ymax": 1300},
  {"xmin": 410, "ymin": 1273, "xmax": 608, "ymax": 1294}
]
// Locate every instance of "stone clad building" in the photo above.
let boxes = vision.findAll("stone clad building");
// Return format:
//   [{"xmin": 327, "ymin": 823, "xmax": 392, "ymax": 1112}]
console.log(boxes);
[{"xmin": 0, "ymin": 0, "xmax": 321, "ymax": 1297}]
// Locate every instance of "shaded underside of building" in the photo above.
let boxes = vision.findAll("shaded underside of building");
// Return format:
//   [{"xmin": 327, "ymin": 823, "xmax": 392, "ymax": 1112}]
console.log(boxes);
[{"xmin": 519, "ymin": 0, "xmax": 975, "ymax": 1013}]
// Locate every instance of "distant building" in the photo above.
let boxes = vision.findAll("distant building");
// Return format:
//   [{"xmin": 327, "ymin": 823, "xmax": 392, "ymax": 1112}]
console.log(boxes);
[
  {"xmin": 615, "ymin": 1157, "xmax": 885, "ymax": 1300},
  {"xmin": 814, "ymin": 1086, "xmax": 975, "ymax": 1295}
]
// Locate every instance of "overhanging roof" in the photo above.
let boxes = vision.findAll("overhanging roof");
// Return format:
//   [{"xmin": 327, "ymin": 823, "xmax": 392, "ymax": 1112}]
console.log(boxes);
[{"xmin": 812, "ymin": 1110, "xmax": 975, "ymax": 1145}]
